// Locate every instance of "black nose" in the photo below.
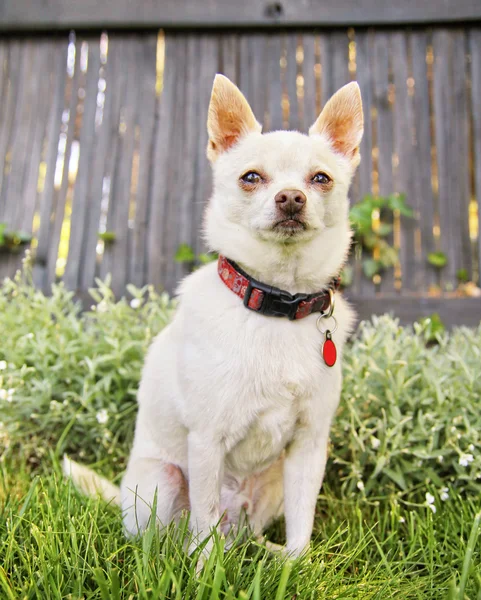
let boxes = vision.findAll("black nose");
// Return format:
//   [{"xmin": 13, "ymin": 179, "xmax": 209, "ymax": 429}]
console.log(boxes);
[{"xmin": 274, "ymin": 189, "xmax": 307, "ymax": 215}]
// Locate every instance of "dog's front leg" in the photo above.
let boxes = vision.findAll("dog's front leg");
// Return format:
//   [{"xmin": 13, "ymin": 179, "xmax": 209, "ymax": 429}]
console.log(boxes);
[
  {"xmin": 283, "ymin": 421, "xmax": 331, "ymax": 557},
  {"xmin": 187, "ymin": 431, "xmax": 224, "ymax": 553}
]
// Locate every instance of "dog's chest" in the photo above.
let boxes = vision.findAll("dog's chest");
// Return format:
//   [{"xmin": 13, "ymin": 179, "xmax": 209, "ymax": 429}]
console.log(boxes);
[{"xmin": 217, "ymin": 320, "xmax": 323, "ymax": 476}]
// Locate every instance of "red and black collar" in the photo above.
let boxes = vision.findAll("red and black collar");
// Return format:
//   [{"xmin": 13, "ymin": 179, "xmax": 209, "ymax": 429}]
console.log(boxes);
[{"xmin": 218, "ymin": 255, "xmax": 340, "ymax": 321}]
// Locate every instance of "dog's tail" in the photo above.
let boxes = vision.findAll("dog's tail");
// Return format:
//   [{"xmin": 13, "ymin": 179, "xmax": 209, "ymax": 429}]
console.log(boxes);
[{"xmin": 63, "ymin": 455, "xmax": 121, "ymax": 506}]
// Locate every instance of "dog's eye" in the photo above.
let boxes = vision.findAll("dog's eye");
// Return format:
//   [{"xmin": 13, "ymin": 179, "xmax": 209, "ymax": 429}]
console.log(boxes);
[
  {"xmin": 241, "ymin": 171, "xmax": 263, "ymax": 185},
  {"xmin": 311, "ymin": 172, "xmax": 331, "ymax": 185}
]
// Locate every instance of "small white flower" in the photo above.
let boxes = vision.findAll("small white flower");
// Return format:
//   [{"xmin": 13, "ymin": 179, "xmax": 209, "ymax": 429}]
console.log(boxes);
[
  {"xmin": 468, "ymin": 444, "xmax": 475, "ymax": 452},
  {"xmin": 96, "ymin": 409, "xmax": 109, "ymax": 424},
  {"xmin": 0, "ymin": 389, "xmax": 7, "ymax": 400},
  {"xmin": 130, "ymin": 298, "xmax": 142, "ymax": 309},
  {"xmin": 0, "ymin": 361, "xmax": 6, "ymax": 371},
  {"xmin": 97, "ymin": 300, "xmax": 109, "ymax": 313},
  {"xmin": 357, "ymin": 480, "xmax": 365, "ymax": 491},
  {"xmin": 459, "ymin": 453, "xmax": 474, "ymax": 467},
  {"xmin": 425, "ymin": 492, "xmax": 435, "ymax": 505},
  {"xmin": 437, "ymin": 455, "xmax": 444, "ymax": 463},
  {"xmin": 371, "ymin": 436, "xmax": 381, "ymax": 449},
  {"xmin": 440, "ymin": 487, "xmax": 449, "ymax": 502},
  {"xmin": 26, "ymin": 333, "xmax": 34, "ymax": 339},
  {"xmin": 398, "ymin": 516, "xmax": 405, "ymax": 523},
  {"xmin": 428, "ymin": 504, "xmax": 437, "ymax": 514}
]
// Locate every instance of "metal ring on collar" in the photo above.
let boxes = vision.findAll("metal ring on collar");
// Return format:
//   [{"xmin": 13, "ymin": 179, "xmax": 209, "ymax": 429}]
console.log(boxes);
[
  {"xmin": 324, "ymin": 288, "xmax": 335, "ymax": 318},
  {"xmin": 316, "ymin": 314, "xmax": 338, "ymax": 335}
]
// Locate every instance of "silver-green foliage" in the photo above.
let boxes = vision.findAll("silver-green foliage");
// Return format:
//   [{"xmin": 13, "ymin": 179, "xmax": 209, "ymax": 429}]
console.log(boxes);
[{"xmin": 0, "ymin": 261, "xmax": 480, "ymax": 497}]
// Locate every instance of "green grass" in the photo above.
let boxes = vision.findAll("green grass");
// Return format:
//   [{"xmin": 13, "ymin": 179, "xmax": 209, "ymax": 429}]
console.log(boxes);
[
  {"xmin": 1, "ymin": 458, "xmax": 480, "ymax": 599},
  {"xmin": 0, "ymin": 260, "xmax": 480, "ymax": 598}
]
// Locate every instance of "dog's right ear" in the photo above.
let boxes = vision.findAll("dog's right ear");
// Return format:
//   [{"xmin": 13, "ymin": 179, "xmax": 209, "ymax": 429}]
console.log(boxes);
[{"xmin": 206, "ymin": 74, "xmax": 261, "ymax": 162}]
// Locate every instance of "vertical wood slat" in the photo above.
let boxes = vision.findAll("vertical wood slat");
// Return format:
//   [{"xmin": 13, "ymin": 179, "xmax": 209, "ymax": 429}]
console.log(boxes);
[
  {"xmin": 301, "ymin": 33, "xmax": 318, "ymax": 130},
  {"xmin": 63, "ymin": 38, "xmax": 101, "ymax": 291},
  {"xmin": 372, "ymin": 31, "xmax": 395, "ymax": 293},
  {"xmin": 161, "ymin": 36, "xmax": 187, "ymax": 292},
  {"xmin": 470, "ymin": 29, "xmax": 481, "ymax": 279},
  {"xmin": 192, "ymin": 35, "xmax": 217, "ymax": 258},
  {"xmin": 46, "ymin": 37, "xmax": 82, "ymax": 288},
  {"xmin": 391, "ymin": 31, "xmax": 418, "ymax": 290},
  {"xmin": 285, "ymin": 33, "xmax": 299, "ymax": 130},
  {"xmin": 128, "ymin": 33, "xmax": 158, "ymax": 289},
  {"xmin": 410, "ymin": 30, "xmax": 436, "ymax": 289},
  {"xmin": 220, "ymin": 34, "xmax": 238, "ymax": 83},
  {"xmin": 2, "ymin": 42, "xmax": 33, "ymax": 231},
  {"xmin": 452, "ymin": 30, "xmax": 472, "ymax": 281},
  {"xmin": 331, "ymin": 31, "xmax": 350, "ymax": 93},
  {"xmin": 146, "ymin": 34, "xmax": 180, "ymax": 288},
  {"xmin": 319, "ymin": 33, "xmax": 331, "ymax": 107},
  {"xmin": 21, "ymin": 42, "xmax": 55, "ymax": 233},
  {"xmin": 350, "ymin": 30, "xmax": 375, "ymax": 296},
  {"xmin": 433, "ymin": 29, "xmax": 471, "ymax": 286},
  {"xmin": 108, "ymin": 39, "xmax": 143, "ymax": 298},
  {"xmin": 241, "ymin": 34, "xmax": 267, "ymax": 126},
  {"xmin": 4, "ymin": 42, "xmax": 45, "ymax": 277},
  {"xmin": 267, "ymin": 34, "xmax": 283, "ymax": 131},
  {"xmin": 173, "ymin": 34, "xmax": 201, "ymax": 286},
  {"xmin": 32, "ymin": 42, "xmax": 68, "ymax": 291},
  {"xmin": 0, "ymin": 41, "xmax": 22, "ymax": 218},
  {"xmin": 98, "ymin": 38, "xmax": 129, "ymax": 283},
  {"xmin": 80, "ymin": 35, "xmax": 116, "ymax": 290},
  {"xmin": 354, "ymin": 30, "xmax": 373, "ymax": 201}
]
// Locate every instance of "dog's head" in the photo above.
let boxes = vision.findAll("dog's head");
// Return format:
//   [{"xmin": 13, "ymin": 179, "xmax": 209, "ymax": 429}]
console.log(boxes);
[{"xmin": 204, "ymin": 75, "xmax": 363, "ymax": 291}]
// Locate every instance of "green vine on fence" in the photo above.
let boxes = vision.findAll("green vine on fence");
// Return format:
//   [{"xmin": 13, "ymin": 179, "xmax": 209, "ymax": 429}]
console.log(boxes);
[
  {"xmin": 0, "ymin": 223, "xmax": 32, "ymax": 253},
  {"xmin": 347, "ymin": 193, "xmax": 414, "ymax": 283}
]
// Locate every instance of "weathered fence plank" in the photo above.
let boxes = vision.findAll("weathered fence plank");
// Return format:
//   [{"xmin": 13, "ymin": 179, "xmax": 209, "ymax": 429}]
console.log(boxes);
[
  {"xmin": 128, "ymin": 34, "xmax": 158, "ymax": 289},
  {"xmin": 410, "ymin": 30, "xmax": 436, "ymax": 290},
  {"xmin": 301, "ymin": 33, "xmax": 318, "ymax": 129},
  {"xmin": 63, "ymin": 38, "xmax": 101, "ymax": 292},
  {"xmin": 2, "ymin": 0, "xmax": 480, "ymax": 31},
  {"xmin": 470, "ymin": 29, "xmax": 481, "ymax": 282},
  {"xmin": 267, "ymin": 34, "xmax": 283, "ymax": 132},
  {"xmin": 433, "ymin": 29, "xmax": 472, "ymax": 287},
  {"xmin": 372, "ymin": 32, "xmax": 395, "ymax": 293},
  {"xmin": 32, "ymin": 42, "xmax": 68, "ymax": 291},
  {"xmin": 391, "ymin": 31, "xmax": 417, "ymax": 290}
]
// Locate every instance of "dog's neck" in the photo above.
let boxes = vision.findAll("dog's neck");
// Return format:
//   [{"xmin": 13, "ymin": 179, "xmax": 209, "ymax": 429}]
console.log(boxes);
[{"xmin": 221, "ymin": 228, "xmax": 350, "ymax": 295}]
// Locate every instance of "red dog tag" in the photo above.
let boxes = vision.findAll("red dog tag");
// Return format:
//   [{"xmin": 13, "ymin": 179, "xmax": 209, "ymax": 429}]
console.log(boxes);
[{"xmin": 322, "ymin": 331, "xmax": 337, "ymax": 367}]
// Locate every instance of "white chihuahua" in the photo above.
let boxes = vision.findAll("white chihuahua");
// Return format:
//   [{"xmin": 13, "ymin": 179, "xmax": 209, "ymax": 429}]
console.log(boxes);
[{"xmin": 65, "ymin": 74, "xmax": 363, "ymax": 558}]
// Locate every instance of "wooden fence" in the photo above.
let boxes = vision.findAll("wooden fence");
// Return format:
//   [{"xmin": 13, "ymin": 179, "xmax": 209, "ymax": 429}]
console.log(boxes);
[{"xmin": 0, "ymin": 6, "xmax": 480, "ymax": 325}]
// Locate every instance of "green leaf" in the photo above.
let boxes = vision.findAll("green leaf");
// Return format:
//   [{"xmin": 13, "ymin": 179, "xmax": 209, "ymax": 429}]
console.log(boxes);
[
  {"xmin": 363, "ymin": 258, "xmax": 381, "ymax": 278},
  {"xmin": 456, "ymin": 268, "xmax": 469, "ymax": 283},
  {"xmin": 0, "ymin": 223, "xmax": 5, "ymax": 245},
  {"xmin": 198, "ymin": 252, "xmax": 218, "ymax": 265},
  {"xmin": 174, "ymin": 243, "xmax": 196, "ymax": 263},
  {"xmin": 427, "ymin": 251, "xmax": 448, "ymax": 268},
  {"xmin": 378, "ymin": 246, "xmax": 398, "ymax": 268},
  {"xmin": 377, "ymin": 223, "xmax": 393, "ymax": 237},
  {"xmin": 387, "ymin": 193, "xmax": 414, "ymax": 217},
  {"xmin": 98, "ymin": 231, "xmax": 116, "ymax": 244}
]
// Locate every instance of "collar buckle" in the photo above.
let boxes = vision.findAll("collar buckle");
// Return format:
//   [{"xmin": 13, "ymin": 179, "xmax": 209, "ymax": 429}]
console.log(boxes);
[{"xmin": 244, "ymin": 279, "xmax": 308, "ymax": 320}]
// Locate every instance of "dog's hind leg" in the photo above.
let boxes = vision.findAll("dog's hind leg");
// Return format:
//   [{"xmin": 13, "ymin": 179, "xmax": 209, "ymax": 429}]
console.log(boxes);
[{"xmin": 121, "ymin": 457, "xmax": 189, "ymax": 537}]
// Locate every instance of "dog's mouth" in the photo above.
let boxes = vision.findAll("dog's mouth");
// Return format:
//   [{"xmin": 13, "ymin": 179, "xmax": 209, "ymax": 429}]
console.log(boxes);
[{"xmin": 273, "ymin": 218, "xmax": 307, "ymax": 232}]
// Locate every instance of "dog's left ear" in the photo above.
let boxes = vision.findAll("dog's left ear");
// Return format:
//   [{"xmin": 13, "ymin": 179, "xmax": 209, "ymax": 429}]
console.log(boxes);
[
  {"xmin": 309, "ymin": 82, "xmax": 363, "ymax": 166},
  {"xmin": 207, "ymin": 74, "xmax": 262, "ymax": 162}
]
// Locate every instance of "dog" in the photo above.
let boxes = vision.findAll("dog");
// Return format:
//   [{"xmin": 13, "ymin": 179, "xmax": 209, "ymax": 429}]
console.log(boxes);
[{"xmin": 65, "ymin": 74, "xmax": 363, "ymax": 559}]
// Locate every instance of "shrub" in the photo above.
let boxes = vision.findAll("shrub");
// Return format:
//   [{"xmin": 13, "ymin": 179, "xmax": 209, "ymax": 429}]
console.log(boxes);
[{"xmin": 0, "ymin": 259, "xmax": 480, "ymax": 498}]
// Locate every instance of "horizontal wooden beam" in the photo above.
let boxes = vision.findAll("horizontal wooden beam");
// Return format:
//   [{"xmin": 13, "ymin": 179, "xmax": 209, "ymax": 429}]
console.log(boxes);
[
  {"xmin": 345, "ymin": 295, "xmax": 481, "ymax": 329},
  {"xmin": 1, "ymin": 0, "xmax": 480, "ymax": 32}
]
